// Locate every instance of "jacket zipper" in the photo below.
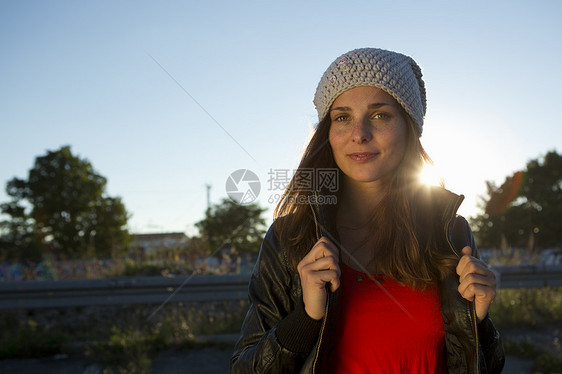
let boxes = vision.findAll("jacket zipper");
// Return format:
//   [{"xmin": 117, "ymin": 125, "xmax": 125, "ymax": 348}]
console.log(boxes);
[
  {"xmin": 310, "ymin": 195, "xmax": 321, "ymax": 242},
  {"xmin": 312, "ymin": 299, "xmax": 329, "ymax": 374},
  {"xmin": 309, "ymin": 191, "xmax": 328, "ymax": 374},
  {"xmin": 444, "ymin": 195, "xmax": 480, "ymax": 373},
  {"xmin": 470, "ymin": 301, "xmax": 480, "ymax": 373}
]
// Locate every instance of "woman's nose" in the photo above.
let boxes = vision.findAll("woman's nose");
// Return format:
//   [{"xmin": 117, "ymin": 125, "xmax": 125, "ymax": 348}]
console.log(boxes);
[{"xmin": 351, "ymin": 117, "xmax": 372, "ymax": 143}]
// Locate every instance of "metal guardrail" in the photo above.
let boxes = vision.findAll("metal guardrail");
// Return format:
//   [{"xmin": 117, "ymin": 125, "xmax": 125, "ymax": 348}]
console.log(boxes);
[
  {"xmin": 0, "ymin": 274, "xmax": 251, "ymax": 310},
  {"xmin": 0, "ymin": 266, "xmax": 561, "ymax": 310},
  {"xmin": 494, "ymin": 265, "xmax": 562, "ymax": 289}
]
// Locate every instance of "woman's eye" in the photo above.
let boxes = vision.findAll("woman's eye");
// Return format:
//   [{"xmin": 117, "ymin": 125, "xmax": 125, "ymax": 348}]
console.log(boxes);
[
  {"xmin": 372, "ymin": 112, "xmax": 390, "ymax": 120},
  {"xmin": 333, "ymin": 115, "xmax": 350, "ymax": 122}
]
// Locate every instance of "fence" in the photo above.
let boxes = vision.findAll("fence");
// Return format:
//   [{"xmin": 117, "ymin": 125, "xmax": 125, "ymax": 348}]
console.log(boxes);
[{"xmin": 1, "ymin": 266, "xmax": 561, "ymax": 310}]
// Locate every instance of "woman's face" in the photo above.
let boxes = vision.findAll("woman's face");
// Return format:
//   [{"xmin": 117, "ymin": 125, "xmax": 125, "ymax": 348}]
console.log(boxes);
[{"xmin": 328, "ymin": 86, "xmax": 408, "ymax": 186}]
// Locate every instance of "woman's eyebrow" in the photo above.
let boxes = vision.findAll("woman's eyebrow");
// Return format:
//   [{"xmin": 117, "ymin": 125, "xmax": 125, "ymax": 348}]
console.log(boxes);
[
  {"xmin": 330, "ymin": 106, "xmax": 352, "ymax": 112},
  {"xmin": 368, "ymin": 103, "xmax": 390, "ymax": 109},
  {"xmin": 330, "ymin": 103, "xmax": 390, "ymax": 112}
]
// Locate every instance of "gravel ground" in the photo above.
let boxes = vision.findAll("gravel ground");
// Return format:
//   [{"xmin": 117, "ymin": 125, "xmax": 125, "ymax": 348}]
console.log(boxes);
[
  {"xmin": 0, "ymin": 349, "xmax": 234, "ymax": 374},
  {"xmin": 151, "ymin": 348, "xmax": 233, "ymax": 373},
  {"xmin": 0, "ymin": 328, "xmax": 552, "ymax": 374},
  {"xmin": 154, "ymin": 351, "xmax": 536, "ymax": 373},
  {"xmin": 0, "ymin": 351, "xmax": 535, "ymax": 373}
]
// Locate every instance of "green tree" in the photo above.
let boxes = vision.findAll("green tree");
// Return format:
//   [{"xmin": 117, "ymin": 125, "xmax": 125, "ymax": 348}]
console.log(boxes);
[
  {"xmin": 471, "ymin": 150, "xmax": 562, "ymax": 250},
  {"xmin": 195, "ymin": 198, "xmax": 266, "ymax": 254},
  {"xmin": 0, "ymin": 146, "xmax": 130, "ymax": 259}
]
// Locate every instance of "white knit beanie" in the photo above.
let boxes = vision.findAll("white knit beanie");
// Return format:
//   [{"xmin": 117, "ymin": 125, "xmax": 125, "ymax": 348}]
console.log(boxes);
[{"xmin": 313, "ymin": 48, "xmax": 427, "ymax": 135}]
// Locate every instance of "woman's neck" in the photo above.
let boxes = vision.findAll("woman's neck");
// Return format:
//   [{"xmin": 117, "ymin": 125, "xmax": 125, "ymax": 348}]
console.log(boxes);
[{"xmin": 337, "ymin": 178, "xmax": 388, "ymax": 228}]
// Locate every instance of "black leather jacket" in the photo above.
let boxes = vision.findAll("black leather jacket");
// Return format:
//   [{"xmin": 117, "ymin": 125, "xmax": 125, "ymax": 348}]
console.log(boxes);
[{"xmin": 231, "ymin": 187, "xmax": 505, "ymax": 373}]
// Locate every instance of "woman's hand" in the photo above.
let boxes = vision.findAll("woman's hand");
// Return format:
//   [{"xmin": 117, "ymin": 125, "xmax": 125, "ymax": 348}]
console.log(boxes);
[
  {"xmin": 297, "ymin": 236, "xmax": 341, "ymax": 320},
  {"xmin": 456, "ymin": 246, "xmax": 497, "ymax": 323}
]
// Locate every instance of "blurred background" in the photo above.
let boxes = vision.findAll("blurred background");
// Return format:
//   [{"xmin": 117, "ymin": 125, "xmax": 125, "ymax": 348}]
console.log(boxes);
[{"xmin": 0, "ymin": 0, "xmax": 561, "ymax": 373}]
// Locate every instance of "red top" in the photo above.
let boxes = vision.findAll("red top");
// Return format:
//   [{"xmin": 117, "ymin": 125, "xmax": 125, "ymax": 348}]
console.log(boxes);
[{"xmin": 328, "ymin": 263, "xmax": 447, "ymax": 374}]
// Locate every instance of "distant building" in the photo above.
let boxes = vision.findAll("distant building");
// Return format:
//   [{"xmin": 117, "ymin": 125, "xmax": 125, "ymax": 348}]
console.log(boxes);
[{"xmin": 131, "ymin": 232, "xmax": 190, "ymax": 254}]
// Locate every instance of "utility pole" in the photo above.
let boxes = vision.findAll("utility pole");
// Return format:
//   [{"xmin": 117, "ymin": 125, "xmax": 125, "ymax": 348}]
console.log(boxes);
[{"xmin": 205, "ymin": 184, "xmax": 212, "ymax": 215}]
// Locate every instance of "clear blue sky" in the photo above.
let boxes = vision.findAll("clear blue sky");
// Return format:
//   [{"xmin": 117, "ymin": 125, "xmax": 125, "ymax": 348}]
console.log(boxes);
[{"xmin": 1, "ymin": 0, "xmax": 561, "ymax": 236}]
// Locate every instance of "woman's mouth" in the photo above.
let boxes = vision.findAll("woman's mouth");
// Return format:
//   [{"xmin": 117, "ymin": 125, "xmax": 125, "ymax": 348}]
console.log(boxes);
[{"xmin": 347, "ymin": 152, "xmax": 378, "ymax": 162}]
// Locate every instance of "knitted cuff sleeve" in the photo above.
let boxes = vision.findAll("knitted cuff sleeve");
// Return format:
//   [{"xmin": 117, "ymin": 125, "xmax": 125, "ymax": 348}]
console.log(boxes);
[
  {"xmin": 477, "ymin": 313, "xmax": 496, "ymax": 350},
  {"xmin": 275, "ymin": 300, "xmax": 323, "ymax": 353}
]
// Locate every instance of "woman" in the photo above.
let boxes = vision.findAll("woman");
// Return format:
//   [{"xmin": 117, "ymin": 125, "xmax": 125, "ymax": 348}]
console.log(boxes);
[{"xmin": 231, "ymin": 48, "xmax": 505, "ymax": 373}]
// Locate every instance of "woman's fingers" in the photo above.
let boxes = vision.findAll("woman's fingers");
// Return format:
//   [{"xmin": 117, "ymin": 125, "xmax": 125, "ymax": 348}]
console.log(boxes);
[
  {"xmin": 456, "ymin": 246, "xmax": 497, "ymax": 322},
  {"xmin": 301, "ymin": 254, "xmax": 339, "ymax": 270},
  {"xmin": 302, "ymin": 237, "xmax": 339, "ymax": 261},
  {"xmin": 300, "ymin": 257, "xmax": 341, "ymax": 289},
  {"xmin": 457, "ymin": 273, "xmax": 496, "ymax": 296},
  {"xmin": 297, "ymin": 236, "xmax": 341, "ymax": 320},
  {"xmin": 457, "ymin": 260, "xmax": 494, "ymax": 284}
]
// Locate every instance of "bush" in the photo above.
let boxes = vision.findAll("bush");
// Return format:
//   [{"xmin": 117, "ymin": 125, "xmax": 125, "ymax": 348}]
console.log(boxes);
[
  {"xmin": 505, "ymin": 340, "xmax": 562, "ymax": 373},
  {"xmin": 490, "ymin": 287, "xmax": 562, "ymax": 328},
  {"xmin": 86, "ymin": 326, "xmax": 162, "ymax": 374},
  {"xmin": 504, "ymin": 340, "xmax": 543, "ymax": 359},
  {"xmin": 0, "ymin": 319, "xmax": 68, "ymax": 359},
  {"xmin": 120, "ymin": 259, "xmax": 170, "ymax": 277},
  {"xmin": 534, "ymin": 350, "xmax": 562, "ymax": 373}
]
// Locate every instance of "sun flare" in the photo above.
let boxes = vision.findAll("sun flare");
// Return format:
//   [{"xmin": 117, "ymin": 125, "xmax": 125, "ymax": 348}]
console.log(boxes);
[{"xmin": 420, "ymin": 164, "xmax": 444, "ymax": 187}]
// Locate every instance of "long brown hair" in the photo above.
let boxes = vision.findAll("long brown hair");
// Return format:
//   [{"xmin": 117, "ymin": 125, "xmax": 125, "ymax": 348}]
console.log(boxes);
[{"xmin": 273, "ymin": 108, "xmax": 458, "ymax": 288}]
